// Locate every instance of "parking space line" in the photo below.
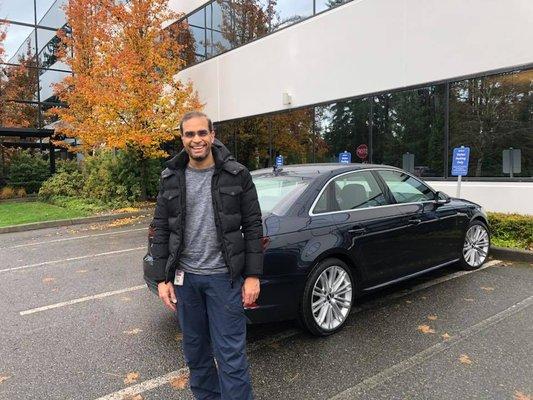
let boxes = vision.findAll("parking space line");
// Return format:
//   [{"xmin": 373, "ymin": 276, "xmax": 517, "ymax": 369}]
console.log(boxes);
[
  {"xmin": 4, "ymin": 227, "xmax": 147, "ymax": 249},
  {"xmin": 19, "ymin": 285, "xmax": 146, "ymax": 315},
  {"xmin": 0, "ymin": 247, "xmax": 145, "ymax": 273},
  {"xmin": 328, "ymin": 294, "xmax": 533, "ymax": 400},
  {"xmin": 93, "ymin": 368, "xmax": 189, "ymax": 400},
  {"xmin": 91, "ymin": 260, "xmax": 504, "ymax": 400}
]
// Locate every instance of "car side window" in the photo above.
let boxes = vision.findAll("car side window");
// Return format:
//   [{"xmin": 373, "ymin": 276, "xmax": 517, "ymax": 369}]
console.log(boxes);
[
  {"xmin": 378, "ymin": 170, "xmax": 434, "ymax": 203},
  {"xmin": 313, "ymin": 170, "xmax": 387, "ymax": 213}
]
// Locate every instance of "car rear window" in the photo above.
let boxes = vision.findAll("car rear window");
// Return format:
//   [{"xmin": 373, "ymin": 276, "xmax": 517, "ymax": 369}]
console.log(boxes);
[{"xmin": 252, "ymin": 175, "xmax": 311, "ymax": 215}]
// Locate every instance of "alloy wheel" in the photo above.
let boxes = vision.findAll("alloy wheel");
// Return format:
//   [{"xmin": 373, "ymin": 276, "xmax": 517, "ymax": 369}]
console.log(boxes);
[
  {"xmin": 311, "ymin": 265, "xmax": 353, "ymax": 331},
  {"xmin": 462, "ymin": 224, "xmax": 490, "ymax": 267}
]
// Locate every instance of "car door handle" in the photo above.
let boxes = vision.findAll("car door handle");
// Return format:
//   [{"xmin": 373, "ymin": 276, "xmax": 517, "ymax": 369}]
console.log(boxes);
[
  {"xmin": 348, "ymin": 227, "xmax": 366, "ymax": 235},
  {"xmin": 408, "ymin": 218, "xmax": 422, "ymax": 225}
]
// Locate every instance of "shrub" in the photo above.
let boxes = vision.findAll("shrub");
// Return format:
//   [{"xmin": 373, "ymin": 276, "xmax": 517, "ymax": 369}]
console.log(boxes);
[
  {"xmin": 7, "ymin": 150, "xmax": 50, "ymax": 193},
  {"xmin": 39, "ymin": 170, "xmax": 85, "ymax": 199},
  {"xmin": 488, "ymin": 212, "xmax": 533, "ymax": 250},
  {"xmin": 15, "ymin": 187, "xmax": 27, "ymax": 198},
  {"xmin": 0, "ymin": 186, "xmax": 16, "ymax": 199}
]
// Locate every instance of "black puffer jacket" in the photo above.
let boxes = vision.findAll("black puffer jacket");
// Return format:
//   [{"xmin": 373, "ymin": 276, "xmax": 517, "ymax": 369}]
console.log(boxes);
[{"xmin": 148, "ymin": 139, "xmax": 263, "ymax": 284}]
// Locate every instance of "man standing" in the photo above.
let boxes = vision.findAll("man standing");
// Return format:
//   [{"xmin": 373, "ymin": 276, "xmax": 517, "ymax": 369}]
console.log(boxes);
[{"xmin": 148, "ymin": 111, "xmax": 262, "ymax": 400}]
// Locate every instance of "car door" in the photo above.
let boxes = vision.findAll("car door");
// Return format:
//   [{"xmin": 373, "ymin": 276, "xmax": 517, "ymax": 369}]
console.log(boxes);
[
  {"xmin": 310, "ymin": 169, "xmax": 416, "ymax": 288},
  {"xmin": 375, "ymin": 169, "xmax": 461, "ymax": 270}
]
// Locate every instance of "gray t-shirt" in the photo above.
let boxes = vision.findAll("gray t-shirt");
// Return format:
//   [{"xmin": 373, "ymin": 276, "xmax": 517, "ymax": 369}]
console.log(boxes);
[{"xmin": 178, "ymin": 165, "xmax": 227, "ymax": 275}]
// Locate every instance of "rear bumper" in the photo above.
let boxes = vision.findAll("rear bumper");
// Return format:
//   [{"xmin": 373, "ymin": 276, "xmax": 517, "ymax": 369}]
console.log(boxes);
[{"xmin": 143, "ymin": 253, "xmax": 303, "ymax": 324}]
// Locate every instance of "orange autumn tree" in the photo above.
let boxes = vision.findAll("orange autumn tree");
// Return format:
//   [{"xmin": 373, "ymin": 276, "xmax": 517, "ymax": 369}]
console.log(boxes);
[{"xmin": 52, "ymin": 0, "xmax": 202, "ymax": 198}]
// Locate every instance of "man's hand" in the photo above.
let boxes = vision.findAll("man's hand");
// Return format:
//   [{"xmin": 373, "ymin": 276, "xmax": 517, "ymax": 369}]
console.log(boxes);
[
  {"xmin": 242, "ymin": 277, "xmax": 260, "ymax": 306},
  {"xmin": 158, "ymin": 282, "xmax": 177, "ymax": 312}
]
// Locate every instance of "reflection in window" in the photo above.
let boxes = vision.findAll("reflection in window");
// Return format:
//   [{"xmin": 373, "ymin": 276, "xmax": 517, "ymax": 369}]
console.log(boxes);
[
  {"xmin": 372, "ymin": 86, "xmax": 445, "ymax": 177},
  {"xmin": 0, "ymin": 0, "xmax": 35, "ymax": 24},
  {"xmin": 450, "ymin": 70, "xmax": 533, "ymax": 177},
  {"xmin": 315, "ymin": 0, "xmax": 350, "ymax": 13},
  {"xmin": 317, "ymin": 97, "xmax": 370, "ymax": 163},
  {"xmin": 272, "ymin": 0, "xmax": 313, "ymax": 31}
]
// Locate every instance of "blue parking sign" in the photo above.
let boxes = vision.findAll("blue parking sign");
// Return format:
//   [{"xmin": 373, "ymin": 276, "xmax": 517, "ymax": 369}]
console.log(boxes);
[
  {"xmin": 451, "ymin": 147, "xmax": 470, "ymax": 176},
  {"xmin": 275, "ymin": 155, "xmax": 284, "ymax": 167},
  {"xmin": 339, "ymin": 151, "xmax": 351, "ymax": 164}
]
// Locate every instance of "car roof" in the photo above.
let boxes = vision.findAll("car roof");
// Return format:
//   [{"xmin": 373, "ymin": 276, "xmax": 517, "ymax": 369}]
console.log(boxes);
[{"xmin": 250, "ymin": 163, "xmax": 403, "ymax": 178}]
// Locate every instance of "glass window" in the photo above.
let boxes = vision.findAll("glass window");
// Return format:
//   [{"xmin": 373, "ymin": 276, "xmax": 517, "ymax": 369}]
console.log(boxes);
[
  {"xmin": 0, "ymin": 0, "xmax": 35, "ymax": 24},
  {"xmin": 37, "ymin": 0, "xmax": 67, "ymax": 27},
  {"xmin": 230, "ymin": 0, "xmax": 270, "ymax": 46},
  {"xmin": 187, "ymin": 8, "xmax": 205, "ymax": 28},
  {"xmin": 272, "ymin": 0, "xmax": 313, "ymax": 31},
  {"xmin": 372, "ymin": 85, "xmax": 445, "ymax": 177},
  {"xmin": 449, "ymin": 69, "xmax": 533, "ymax": 177},
  {"xmin": 313, "ymin": 170, "xmax": 387, "ymax": 213},
  {"xmin": 315, "ymin": 0, "xmax": 350, "ymax": 13},
  {"xmin": 378, "ymin": 170, "xmax": 434, "ymax": 204},
  {"xmin": 189, "ymin": 25, "xmax": 206, "ymax": 60},
  {"xmin": 3, "ymin": 24, "xmax": 36, "ymax": 62},
  {"xmin": 252, "ymin": 175, "xmax": 311, "ymax": 214},
  {"xmin": 316, "ymin": 97, "xmax": 370, "ymax": 164}
]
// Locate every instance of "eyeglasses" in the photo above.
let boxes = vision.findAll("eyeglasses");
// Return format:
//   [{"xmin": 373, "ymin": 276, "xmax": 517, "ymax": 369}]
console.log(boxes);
[{"xmin": 183, "ymin": 129, "xmax": 211, "ymax": 139}]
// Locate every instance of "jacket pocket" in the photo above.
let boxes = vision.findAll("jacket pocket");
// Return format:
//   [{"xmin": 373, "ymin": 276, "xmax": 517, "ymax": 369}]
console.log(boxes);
[
  {"xmin": 219, "ymin": 186, "xmax": 243, "ymax": 196},
  {"xmin": 162, "ymin": 188, "xmax": 180, "ymax": 200}
]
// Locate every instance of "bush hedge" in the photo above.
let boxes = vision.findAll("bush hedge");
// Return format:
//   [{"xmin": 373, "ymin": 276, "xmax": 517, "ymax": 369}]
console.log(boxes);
[
  {"xmin": 7, "ymin": 150, "xmax": 50, "ymax": 193},
  {"xmin": 38, "ymin": 149, "xmax": 162, "ymax": 208},
  {"xmin": 488, "ymin": 212, "xmax": 533, "ymax": 251}
]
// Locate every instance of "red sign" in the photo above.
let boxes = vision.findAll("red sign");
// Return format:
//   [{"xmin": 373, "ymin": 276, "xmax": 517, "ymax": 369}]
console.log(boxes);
[{"xmin": 356, "ymin": 144, "xmax": 368, "ymax": 160}]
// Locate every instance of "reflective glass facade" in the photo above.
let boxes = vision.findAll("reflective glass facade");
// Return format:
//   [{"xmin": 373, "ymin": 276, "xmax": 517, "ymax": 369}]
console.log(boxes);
[
  {"xmin": 171, "ymin": 0, "xmax": 352, "ymax": 66},
  {"xmin": 215, "ymin": 68, "xmax": 533, "ymax": 179},
  {"xmin": 0, "ymin": 0, "xmax": 69, "ymax": 131}
]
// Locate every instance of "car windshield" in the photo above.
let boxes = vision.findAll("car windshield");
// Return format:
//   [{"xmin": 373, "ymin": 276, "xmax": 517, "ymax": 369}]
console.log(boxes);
[{"xmin": 252, "ymin": 175, "xmax": 311, "ymax": 215}]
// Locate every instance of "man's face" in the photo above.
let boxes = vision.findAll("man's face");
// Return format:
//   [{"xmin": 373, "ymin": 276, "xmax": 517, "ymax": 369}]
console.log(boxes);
[{"xmin": 181, "ymin": 116, "xmax": 215, "ymax": 161}]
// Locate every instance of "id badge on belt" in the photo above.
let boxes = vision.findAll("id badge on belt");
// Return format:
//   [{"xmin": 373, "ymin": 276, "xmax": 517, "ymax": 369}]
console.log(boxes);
[{"xmin": 174, "ymin": 270, "xmax": 185, "ymax": 286}]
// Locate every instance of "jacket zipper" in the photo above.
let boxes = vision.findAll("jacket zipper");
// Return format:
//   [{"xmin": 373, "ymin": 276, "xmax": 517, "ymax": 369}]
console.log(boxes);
[{"xmin": 212, "ymin": 171, "xmax": 234, "ymax": 287}]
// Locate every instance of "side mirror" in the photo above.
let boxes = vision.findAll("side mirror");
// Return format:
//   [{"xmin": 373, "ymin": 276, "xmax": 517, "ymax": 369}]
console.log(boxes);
[{"xmin": 435, "ymin": 191, "xmax": 451, "ymax": 205}]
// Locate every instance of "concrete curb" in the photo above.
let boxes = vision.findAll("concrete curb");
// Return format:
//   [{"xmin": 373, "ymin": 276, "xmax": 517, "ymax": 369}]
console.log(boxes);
[
  {"xmin": 491, "ymin": 246, "xmax": 533, "ymax": 263},
  {"xmin": 0, "ymin": 208, "xmax": 154, "ymax": 234}
]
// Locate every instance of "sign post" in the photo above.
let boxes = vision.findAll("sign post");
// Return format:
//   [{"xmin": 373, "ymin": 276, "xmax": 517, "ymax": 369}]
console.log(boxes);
[
  {"xmin": 338, "ymin": 150, "xmax": 351, "ymax": 164},
  {"xmin": 451, "ymin": 146, "xmax": 470, "ymax": 198}
]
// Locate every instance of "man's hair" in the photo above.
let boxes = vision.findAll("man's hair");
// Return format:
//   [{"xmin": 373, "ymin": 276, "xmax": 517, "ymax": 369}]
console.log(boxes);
[{"xmin": 179, "ymin": 111, "xmax": 214, "ymax": 133}]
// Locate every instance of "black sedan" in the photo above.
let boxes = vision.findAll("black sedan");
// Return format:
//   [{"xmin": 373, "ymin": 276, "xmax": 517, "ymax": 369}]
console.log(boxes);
[{"xmin": 144, "ymin": 164, "xmax": 490, "ymax": 336}]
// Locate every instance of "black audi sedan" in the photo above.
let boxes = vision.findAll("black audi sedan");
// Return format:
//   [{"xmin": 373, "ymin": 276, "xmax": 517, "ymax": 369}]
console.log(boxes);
[{"xmin": 143, "ymin": 164, "xmax": 490, "ymax": 336}]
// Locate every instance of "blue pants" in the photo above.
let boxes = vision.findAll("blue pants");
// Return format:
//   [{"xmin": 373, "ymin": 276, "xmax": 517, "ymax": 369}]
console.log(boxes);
[{"xmin": 174, "ymin": 272, "xmax": 253, "ymax": 400}]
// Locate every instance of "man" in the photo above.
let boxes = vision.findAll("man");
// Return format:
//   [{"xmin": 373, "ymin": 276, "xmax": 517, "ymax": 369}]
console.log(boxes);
[{"xmin": 149, "ymin": 111, "xmax": 263, "ymax": 400}]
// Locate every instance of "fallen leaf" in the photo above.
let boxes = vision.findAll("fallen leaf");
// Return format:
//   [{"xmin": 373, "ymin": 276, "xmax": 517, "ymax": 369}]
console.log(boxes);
[
  {"xmin": 481, "ymin": 286, "xmax": 494, "ymax": 292},
  {"xmin": 417, "ymin": 325, "xmax": 435, "ymax": 334},
  {"xmin": 427, "ymin": 315, "xmax": 438, "ymax": 321},
  {"xmin": 121, "ymin": 297, "xmax": 132, "ymax": 302},
  {"xmin": 170, "ymin": 373, "xmax": 189, "ymax": 390},
  {"xmin": 0, "ymin": 375, "xmax": 10, "ymax": 384},
  {"xmin": 459, "ymin": 354, "xmax": 472, "ymax": 365},
  {"xmin": 51, "ymin": 288, "xmax": 59, "ymax": 292},
  {"xmin": 514, "ymin": 391, "xmax": 532, "ymax": 400},
  {"xmin": 287, "ymin": 372, "xmax": 300, "ymax": 383},
  {"xmin": 269, "ymin": 342, "xmax": 281, "ymax": 349},
  {"xmin": 175, "ymin": 333, "xmax": 183, "ymax": 341},
  {"xmin": 441, "ymin": 333, "xmax": 451, "ymax": 340},
  {"xmin": 42, "ymin": 277, "xmax": 55, "ymax": 283},
  {"xmin": 122, "ymin": 395, "xmax": 143, "ymax": 400},
  {"xmin": 421, "ymin": 296, "xmax": 427, "ymax": 300},
  {"xmin": 124, "ymin": 372, "xmax": 140, "ymax": 385},
  {"xmin": 405, "ymin": 300, "xmax": 412, "ymax": 304},
  {"xmin": 76, "ymin": 269, "xmax": 88, "ymax": 274},
  {"xmin": 124, "ymin": 328, "xmax": 143, "ymax": 335},
  {"xmin": 464, "ymin": 298, "xmax": 474, "ymax": 302}
]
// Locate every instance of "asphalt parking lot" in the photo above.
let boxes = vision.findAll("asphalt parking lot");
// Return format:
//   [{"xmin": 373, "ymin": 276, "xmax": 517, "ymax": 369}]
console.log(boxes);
[{"xmin": 0, "ymin": 217, "xmax": 531, "ymax": 400}]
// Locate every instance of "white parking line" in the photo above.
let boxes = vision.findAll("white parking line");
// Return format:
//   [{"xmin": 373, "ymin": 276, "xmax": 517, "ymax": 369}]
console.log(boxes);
[
  {"xmin": 19, "ymin": 285, "xmax": 146, "ymax": 315},
  {"xmin": 0, "ymin": 247, "xmax": 145, "ymax": 273},
  {"xmin": 4, "ymin": 227, "xmax": 147, "ymax": 249},
  {"xmin": 91, "ymin": 260, "xmax": 504, "ymax": 400},
  {"xmin": 329, "ymin": 294, "xmax": 533, "ymax": 400},
  {"xmin": 93, "ymin": 368, "xmax": 189, "ymax": 400}
]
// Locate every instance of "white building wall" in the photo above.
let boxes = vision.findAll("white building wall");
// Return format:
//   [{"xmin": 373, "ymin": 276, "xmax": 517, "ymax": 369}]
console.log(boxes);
[
  {"xmin": 427, "ymin": 181, "xmax": 533, "ymax": 216},
  {"xmin": 172, "ymin": 0, "xmax": 533, "ymax": 123}
]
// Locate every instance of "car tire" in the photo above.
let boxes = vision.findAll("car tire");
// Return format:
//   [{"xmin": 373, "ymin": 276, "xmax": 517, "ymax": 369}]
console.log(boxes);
[
  {"xmin": 298, "ymin": 258, "xmax": 354, "ymax": 336},
  {"xmin": 459, "ymin": 220, "xmax": 490, "ymax": 270}
]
